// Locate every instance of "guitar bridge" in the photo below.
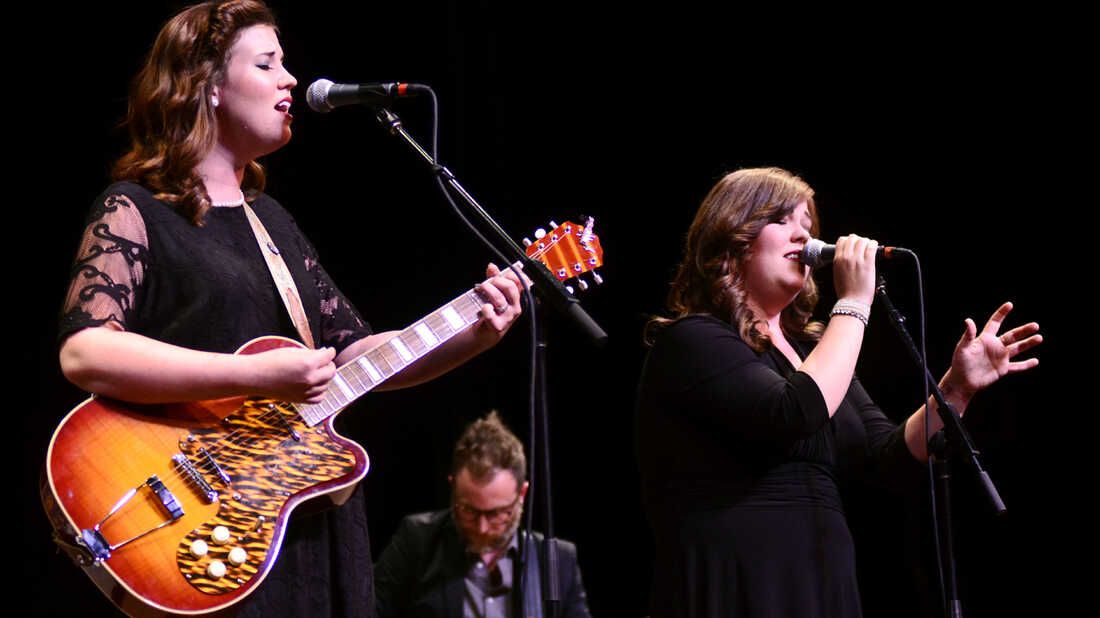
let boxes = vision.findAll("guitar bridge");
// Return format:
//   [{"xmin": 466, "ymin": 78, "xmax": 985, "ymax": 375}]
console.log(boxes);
[{"xmin": 173, "ymin": 453, "xmax": 218, "ymax": 503}]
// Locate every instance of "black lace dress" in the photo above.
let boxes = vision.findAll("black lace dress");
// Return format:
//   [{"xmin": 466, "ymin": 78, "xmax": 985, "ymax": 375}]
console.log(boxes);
[{"xmin": 60, "ymin": 181, "xmax": 376, "ymax": 617}]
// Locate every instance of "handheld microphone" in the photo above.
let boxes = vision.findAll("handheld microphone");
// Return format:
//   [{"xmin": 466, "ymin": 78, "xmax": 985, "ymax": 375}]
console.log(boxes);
[
  {"xmin": 306, "ymin": 79, "xmax": 428, "ymax": 113},
  {"xmin": 800, "ymin": 238, "xmax": 908, "ymax": 268}
]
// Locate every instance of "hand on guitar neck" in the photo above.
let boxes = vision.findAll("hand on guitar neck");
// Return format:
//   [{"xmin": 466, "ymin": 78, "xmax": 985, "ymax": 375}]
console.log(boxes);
[{"xmin": 474, "ymin": 261, "xmax": 528, "ymax": 337}]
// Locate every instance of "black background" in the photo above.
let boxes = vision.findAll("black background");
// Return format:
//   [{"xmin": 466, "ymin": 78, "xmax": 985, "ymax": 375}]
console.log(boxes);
[{"xmin": 25, "ymin": 2, "xmax": 1072, "ymax": 616}]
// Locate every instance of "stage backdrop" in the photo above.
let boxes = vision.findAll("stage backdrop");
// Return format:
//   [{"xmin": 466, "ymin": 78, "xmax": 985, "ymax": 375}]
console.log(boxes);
[{"xmin": 27, "ymin": 2, "xmax": 1069, "ymax": 616}]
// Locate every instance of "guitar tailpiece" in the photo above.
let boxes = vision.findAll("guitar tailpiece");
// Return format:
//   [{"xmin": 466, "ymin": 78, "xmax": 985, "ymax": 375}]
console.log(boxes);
[{"xmin": 51, "ymin": 530, "xmax": 102, "ymax": 567}]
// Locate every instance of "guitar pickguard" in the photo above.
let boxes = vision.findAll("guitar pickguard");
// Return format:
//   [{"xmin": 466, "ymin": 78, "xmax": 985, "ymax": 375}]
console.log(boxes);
[{"xmin": 174, "ymin": 397, "xmax": 359, "ymax": 594}]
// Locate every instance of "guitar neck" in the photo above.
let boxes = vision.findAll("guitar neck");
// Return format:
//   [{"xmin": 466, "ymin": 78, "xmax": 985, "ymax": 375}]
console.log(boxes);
[{"xmin": 295, "ymin": 287, "xmax": 485, "ymax": 426}]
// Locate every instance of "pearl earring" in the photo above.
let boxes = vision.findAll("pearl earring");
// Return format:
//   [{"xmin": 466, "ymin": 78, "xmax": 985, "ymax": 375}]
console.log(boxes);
[{"xmin": 212, "ymin": 96, "xmax": 219, "ymax": 108}]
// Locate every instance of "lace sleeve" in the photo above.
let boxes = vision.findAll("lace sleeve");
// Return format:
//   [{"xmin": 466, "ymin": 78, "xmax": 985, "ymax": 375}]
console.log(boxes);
[
  {"xmin": 58, "ymin": 193, "xmax": 149, "ymax": 341},
  {"xmin": 300, "ymin": 235, "xmax": 372, "ymax": 353}
]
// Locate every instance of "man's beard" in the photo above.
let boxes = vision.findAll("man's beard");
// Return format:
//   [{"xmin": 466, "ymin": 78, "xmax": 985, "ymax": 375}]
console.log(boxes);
[{"xmin": 463, "ymin": 508, "xmax": 522, "ymax": 555}]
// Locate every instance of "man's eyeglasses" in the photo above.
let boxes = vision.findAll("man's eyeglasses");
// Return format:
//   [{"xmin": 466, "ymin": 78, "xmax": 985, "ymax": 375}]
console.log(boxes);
[{"xmin": 453, "ymin": 494, "xmax": 522, "ymax": 525}]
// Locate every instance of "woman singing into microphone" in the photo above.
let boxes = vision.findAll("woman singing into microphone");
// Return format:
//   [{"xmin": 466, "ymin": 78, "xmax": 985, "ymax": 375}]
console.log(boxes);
[{"xmin": 635, "ymin": 167, "xmax": 1041, "ymax": 617}]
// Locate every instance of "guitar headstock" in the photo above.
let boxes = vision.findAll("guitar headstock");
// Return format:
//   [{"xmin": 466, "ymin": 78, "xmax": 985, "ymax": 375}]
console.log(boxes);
[{"xmin": 524, "ymin": 217, "xmax": 604, "ymax": 294}]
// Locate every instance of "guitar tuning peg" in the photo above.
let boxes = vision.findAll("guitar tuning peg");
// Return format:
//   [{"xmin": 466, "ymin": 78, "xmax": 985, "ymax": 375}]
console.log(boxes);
[
  {"xmin": 577, "ymin": 278, "xmax": 589, "ymax": 291},
  {"xmin": 534, "ymin": 228, "xmax": 547, "ymax": 239},
  {"xmin": 592, "ymin": 271, "xmax": 604, "ymax": 285},
  {"xmin": 523, "ymin": 237, "xmax": 532, "ymax": 247},
  {"xmin": 549, "ymin": 220, "xmax": 559, "ymax": 229},
  {"xmin": 565, "ymin": 284, "xmax": 574, "ymax": 295}
]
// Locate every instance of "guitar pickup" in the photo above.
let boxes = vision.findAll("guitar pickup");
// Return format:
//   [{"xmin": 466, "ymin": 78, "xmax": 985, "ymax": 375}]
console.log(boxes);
[{"xmin": 198, "ymin": 447, "xmax": 232, "ymax": 487}]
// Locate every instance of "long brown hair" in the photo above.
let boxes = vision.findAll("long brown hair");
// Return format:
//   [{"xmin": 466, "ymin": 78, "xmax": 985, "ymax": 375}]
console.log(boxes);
[
  {"xmin": 112, "ymin": 0, "xmax": 277, "ymax": 225},
  {"xmin": 649, "ymin": 167, "xmax": 824, "ymax": 351}
]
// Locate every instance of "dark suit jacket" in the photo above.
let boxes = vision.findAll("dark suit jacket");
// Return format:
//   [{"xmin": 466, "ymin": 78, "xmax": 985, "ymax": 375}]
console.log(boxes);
[{"xmin": 375, "ymin": 510, "xmax": 591, "ymax": 618}]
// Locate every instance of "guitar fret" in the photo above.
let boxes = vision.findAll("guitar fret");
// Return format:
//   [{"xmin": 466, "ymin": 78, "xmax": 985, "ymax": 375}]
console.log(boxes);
[
  {"xmin": 324, "ymin": 377, "xmax": 348, "ymax": 406},
  {"xmin": 295, "ymin": 403, "xmax": 314, "ymax": 425},
  {"xmin": 332, "ymin": 373, "xmax": 355, "ymax": 400},
  {"xmin": 413, "ymin": 322, "xmax": 439, "ymax": 347},
  {"xmin": 357, "ymin": 356, "xmax": 382, "ymax": 382},
  {"xmin": 325, "ymin": 391, "xmax": 346, "ymax": 410},
  {"xmin": 313, "ymin": 399, "xmax": 334, "ymax": 419},
  {"xmin": 296, "ymin": 399, "xmax": 332, "ymax": 427},
  {"xmin": 325, "ymin": 397, "xmax": 340, "ymax": 414},
  {"xmin": 441, "ymin": 305, "xmax": 466, "ymax": 330},
  {"xmin": 295, "ymin": 286, "xmax": 490, "ymax": 427},
  {"xmin": 458, "ymin": 293, "xmax": 484, "ymax": 322},
  {"xmin": 372, "ymin": 347, "xmax": 400, "ymax": 375},
  {"xmin": 389, "ymin": 337, "xmax": 413, "ymax": 362},
  {"xmin": 425, "ymin": 312, "xmax": 453, "ymax": 338},
  {"xmin": 342, "ymin": 365, "xmax": 368, "ymax": 392},
  {"xmin": 400, "ymin": 329, "xmax": 429, "ymax": 357}
]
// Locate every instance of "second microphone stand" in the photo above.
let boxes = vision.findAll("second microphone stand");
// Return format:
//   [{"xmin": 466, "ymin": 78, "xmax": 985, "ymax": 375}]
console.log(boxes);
[{"xmin": 372, "ymin": 103, "xmax": 606, "ymax": 618}]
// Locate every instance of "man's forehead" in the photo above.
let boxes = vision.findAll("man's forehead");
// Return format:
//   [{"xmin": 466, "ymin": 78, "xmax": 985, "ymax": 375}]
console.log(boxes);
[{"xmin": 454, "ymin": 467, "xmax": 518, "ymax": 495}]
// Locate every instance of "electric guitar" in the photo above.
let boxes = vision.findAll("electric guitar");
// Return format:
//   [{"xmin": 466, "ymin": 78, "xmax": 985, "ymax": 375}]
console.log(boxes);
[{"xmin": 42, "ymin": 219, "xmax": 602, "ymax": 617}]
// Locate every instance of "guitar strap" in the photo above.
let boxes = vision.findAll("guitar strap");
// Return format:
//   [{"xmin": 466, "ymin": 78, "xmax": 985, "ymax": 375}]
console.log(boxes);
[{"xmin": 242, "ymin": 203, "xmax": 317, "ymax": 349}]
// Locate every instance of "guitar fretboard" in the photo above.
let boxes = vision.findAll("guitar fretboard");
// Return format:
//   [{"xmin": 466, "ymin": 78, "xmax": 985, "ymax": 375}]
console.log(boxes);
[{"xmin": 295, "ymin": 288, "xmax": 485, "ymax": 426}]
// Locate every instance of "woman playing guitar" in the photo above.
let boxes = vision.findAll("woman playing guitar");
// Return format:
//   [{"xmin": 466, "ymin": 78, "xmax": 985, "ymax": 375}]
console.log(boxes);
[{"xmin": 50, "ymin": 1, "xmax": 524, "ymax": 615}]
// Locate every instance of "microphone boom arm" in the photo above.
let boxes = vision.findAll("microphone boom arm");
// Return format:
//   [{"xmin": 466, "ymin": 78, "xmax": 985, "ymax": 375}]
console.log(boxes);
[{"xmin": 371, "ymin": 105, "xmax": 608, "ymax": 345}]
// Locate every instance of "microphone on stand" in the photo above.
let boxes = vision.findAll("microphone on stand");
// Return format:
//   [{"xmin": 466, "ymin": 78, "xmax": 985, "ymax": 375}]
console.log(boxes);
[{"xmin": 306, "ymin": 78, "xmax": 429, "ymax": 112}]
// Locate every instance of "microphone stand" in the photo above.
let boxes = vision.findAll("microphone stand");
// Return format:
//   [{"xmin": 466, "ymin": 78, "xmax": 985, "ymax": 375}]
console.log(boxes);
[
  {"xmin": 874, "ymin": 274, "xmax": 1005, "ymax": 618},
  {"xmin": 372, "ymin": 105, "xmax": 606, "ymax": 618}
]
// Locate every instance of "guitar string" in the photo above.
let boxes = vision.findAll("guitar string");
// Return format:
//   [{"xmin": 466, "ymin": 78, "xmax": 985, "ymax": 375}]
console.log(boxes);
[
  {"xmin": 174, "ymin": 283, "xmax": 514, "ymax": 485},
  {"xmin": 171, "ymin": 292, "xmax": 486, "ymax": 486},
  {"xmin": 91, "ymin": 244, "xmax": 585, "ymax": 529},
  {"xmin": 163, "ymin": 253, "xmax": 582, "ymax": 495}
]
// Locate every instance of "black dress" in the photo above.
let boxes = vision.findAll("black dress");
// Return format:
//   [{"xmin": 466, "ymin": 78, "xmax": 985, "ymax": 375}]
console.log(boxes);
[
  {"xmin": 636, "ymin": 315, "xmax": 921, "ymax": 618},
  {"xmin": 60, "ymin": 182, "xmax": 376, "ymax": 617}
]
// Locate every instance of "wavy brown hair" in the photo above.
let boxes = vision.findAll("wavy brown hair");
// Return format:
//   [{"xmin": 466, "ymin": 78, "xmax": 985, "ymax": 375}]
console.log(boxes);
[
  {"xmin": 113, "ymin": 0, "xmax": 277, "ymax": 225},
  {"xmin": 649, "ymin": 167, "xmax": 825, "ymax": 351}
]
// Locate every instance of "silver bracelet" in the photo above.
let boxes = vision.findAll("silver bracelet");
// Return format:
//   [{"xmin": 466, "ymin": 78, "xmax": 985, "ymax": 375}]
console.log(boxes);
[
  {"xmin": 831, "ymin": 299, "xmax": 870, "ymax": 326},
  {"xmin": 833, "ymin": 298, "xmax": 871, "ymax": 315}
]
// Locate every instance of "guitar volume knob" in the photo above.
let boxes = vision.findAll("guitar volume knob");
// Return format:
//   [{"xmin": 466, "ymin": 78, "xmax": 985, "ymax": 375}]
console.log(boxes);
[
  {"xmin": 189, "ymin": 539, "xmax": 209, "ymax": 557},
  {"xmin": 211, "ymin": 526, "xmax": 231, "ymax": 544},
  {"xmin": 206, "ymin": 560, "xmax": 227, "ymax": 579},
  {"xmin": 228, "ymin": 547, "xmax": 248, "ymax": 566}
]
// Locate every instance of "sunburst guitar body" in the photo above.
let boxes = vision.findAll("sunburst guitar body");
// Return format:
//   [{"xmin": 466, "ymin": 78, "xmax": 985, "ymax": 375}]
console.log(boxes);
[{"xmin": 43, "ymin": 336, "xmax": 367, "ymax": 616}]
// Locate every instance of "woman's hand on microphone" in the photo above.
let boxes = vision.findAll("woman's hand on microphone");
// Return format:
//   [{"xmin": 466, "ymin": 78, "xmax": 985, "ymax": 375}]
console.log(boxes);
[{"xmin": 831, "ymin": 234, "xmax": 878, "ymax": 305}]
